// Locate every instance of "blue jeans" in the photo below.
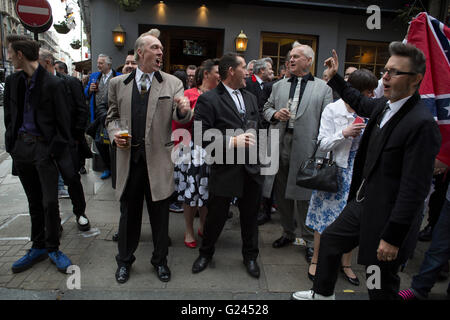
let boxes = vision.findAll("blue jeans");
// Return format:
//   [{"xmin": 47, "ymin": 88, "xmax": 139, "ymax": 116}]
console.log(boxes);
[
  {"xmin": 58, "ymin": 175, "xmax": 65, "ymax": 191},
  {"xmin": 411, "ymin": 195, "xmax": 450, "ymax": 298}
]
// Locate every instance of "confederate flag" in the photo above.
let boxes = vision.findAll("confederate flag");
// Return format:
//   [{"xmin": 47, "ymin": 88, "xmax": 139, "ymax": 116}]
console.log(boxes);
[{"xmin": 406, "ymin": 12, "xmax": 450, "ymax": 165}]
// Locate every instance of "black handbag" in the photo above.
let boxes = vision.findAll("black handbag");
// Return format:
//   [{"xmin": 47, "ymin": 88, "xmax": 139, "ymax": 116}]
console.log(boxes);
[{"xmin": 296, "ymin": 143, "xmax": 339, "ymax": 193}]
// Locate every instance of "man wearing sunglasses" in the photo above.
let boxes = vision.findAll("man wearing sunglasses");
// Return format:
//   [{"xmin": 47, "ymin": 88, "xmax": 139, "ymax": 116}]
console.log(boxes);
[{"xmin": 292, "ymin": 41, "xmax": 441, "ymax": 300}]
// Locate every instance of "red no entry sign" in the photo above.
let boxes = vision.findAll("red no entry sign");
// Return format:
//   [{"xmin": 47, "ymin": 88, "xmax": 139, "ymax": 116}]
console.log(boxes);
[{"xmin": 15, "ymin": 0, "xmax": 52, "ymax": 33}]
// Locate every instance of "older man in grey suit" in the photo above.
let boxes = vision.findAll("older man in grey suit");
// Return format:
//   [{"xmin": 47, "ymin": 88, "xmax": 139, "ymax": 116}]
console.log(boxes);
[{"xmin": 263, "ymin": 44, "xmax": 333, "ymax": 261}]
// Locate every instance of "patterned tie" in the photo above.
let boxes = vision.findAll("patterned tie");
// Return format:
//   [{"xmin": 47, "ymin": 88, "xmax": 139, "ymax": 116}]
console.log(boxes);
[
  {"xmin": 233, "ymin": 90, "xmax": 246, "ymax": 114},
  {"xmin": 140, "ymin": 73, "xmax": 149, "ymax": 94}
]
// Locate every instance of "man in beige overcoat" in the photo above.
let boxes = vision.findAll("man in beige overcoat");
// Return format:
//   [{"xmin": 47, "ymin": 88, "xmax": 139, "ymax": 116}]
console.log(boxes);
[
  {"xmin": 106, "ymin": 32, "xmax": 192, "ymax": 284},
  {"xmin": 263, "ymin": 44, "xmax": 333, "ymax": 262}
]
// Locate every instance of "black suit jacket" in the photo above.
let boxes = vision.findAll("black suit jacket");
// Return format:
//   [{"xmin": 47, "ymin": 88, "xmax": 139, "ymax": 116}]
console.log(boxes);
[
  {"xmin": 56, "ymin": 72, "xmax": 89, "ymax": 140},
  {"xmin": 56, "ymin": 72, "xmax": 92, "ymax": 162},
  {"xmin": 245, "ymin": 76, "xmax": 263, "ymax": 105},
  {"xmin": 328, "ymin": 74, "xmax": 441, "ymax": 265},
  {"xmin": 194, "ymin": 82, "xmax": 264, "ymax": 197},
  {"xmin": 4, "ymin": 65, "xmax": 75, "ymax": 181}
]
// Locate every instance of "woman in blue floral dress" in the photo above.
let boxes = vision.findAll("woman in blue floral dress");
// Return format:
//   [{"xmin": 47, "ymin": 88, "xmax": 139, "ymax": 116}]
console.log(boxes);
[{"xmin": 306, "ymin": 69, "xmax": 378, "ymax": 285}]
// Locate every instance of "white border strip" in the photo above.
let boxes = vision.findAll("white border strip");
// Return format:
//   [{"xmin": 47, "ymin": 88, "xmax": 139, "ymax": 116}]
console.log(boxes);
[
  {"xmin": 0, "ymin": 237, "xmax": 30, "ymax": 241},
  {"xmin": 18, "ymin": 5, "xmax": 49, "ymax": 16}
]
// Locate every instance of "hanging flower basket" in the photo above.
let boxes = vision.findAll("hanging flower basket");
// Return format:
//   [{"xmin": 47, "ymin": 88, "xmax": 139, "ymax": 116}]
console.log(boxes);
[
  {"xmin": 53, "ymin": 21, "xmax": 70, "ymax": 34},
  {"xmin": 116, "ymin": 0, "xmax": 141, "ymax": 12},
  {"xmin": 70, "ymin": 40, "xmax": 82, "ymax": 50}
]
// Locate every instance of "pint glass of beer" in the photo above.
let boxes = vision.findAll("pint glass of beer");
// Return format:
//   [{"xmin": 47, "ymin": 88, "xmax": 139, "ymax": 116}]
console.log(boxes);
[{"xmin": 114, "ymin": 119, "xmax": 130, "ymax": 148}]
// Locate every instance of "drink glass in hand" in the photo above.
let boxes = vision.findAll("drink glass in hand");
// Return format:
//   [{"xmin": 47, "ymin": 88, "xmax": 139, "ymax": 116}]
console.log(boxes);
[
  {"xmin": 114, "ymin": 119, "xmax": 130, "ymax": 148},
  {"xmin": 246, "ymin": 120, "xmax": 258, "ymax": 131}
]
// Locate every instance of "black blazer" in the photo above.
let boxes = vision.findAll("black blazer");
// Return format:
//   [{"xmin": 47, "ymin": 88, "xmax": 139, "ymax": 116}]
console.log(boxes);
[
  {"xmin": 194, "ymin": 82, "xmax": 264, "ymax": 197},
  {"xmin": 4, "ymin": 65, "xmax": 76, "ymax": 181},
  {"xmin": 56, "ymin": 72, "xmax": 92, "ymax": 161},
  {"xmin": 56, "ymin": 72, "xmax": 89, "ymax": 139},
  {"xmin": 328, "ymin": 74, "xmax": 441, "ymax": 265},
  {"xmin": 245, "ymin": 76, "xmax": 263, "ymax": 105}
]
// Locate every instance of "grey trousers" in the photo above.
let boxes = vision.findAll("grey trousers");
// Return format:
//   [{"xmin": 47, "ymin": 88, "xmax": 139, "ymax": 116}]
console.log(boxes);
[{"xmin": 274, "ymin": 132, "xmax": 314, "ymax": 247}]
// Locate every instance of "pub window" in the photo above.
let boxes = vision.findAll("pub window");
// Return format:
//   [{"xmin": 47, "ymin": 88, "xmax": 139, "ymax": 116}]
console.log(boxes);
[
  {"xmin": 260, "ymin": 32, "xmax": 318, "ymax": 78},
  {"xmin": 345, "ymin": 40, "xmax": 390, "ymax": 79}
]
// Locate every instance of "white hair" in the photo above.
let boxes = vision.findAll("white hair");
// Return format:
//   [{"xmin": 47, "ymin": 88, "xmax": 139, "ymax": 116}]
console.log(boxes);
[
  {"xmin": 98, "ymin": 54, "xmax": 112, "ymax": 66},
  {"xmin": 134, "ymin": 29, "xmax": 161, "ymax": 62},
  {"xmin": 252, "ymin": 59, "xmax": 267, "ymax": 75},
  {"xmin": 293, "ymin": 44, "xmax": 315, "ymax": 67},
  {"xmin": 247, "ymin": 60, "xmax": 256, "ymax": 70}
]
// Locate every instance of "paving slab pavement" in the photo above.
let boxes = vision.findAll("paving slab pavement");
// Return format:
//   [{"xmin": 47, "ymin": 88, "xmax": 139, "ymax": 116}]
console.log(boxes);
[{"xmin": 0, "ymin": 156, "xmax": 448, "ymax": 300}]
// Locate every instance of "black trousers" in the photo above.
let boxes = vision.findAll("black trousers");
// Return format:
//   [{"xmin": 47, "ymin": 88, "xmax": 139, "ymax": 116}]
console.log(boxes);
[
  {"xmin": 60, "ymin": 145, "xmax": 86, "ymax": 217},
  {"xmin": 66, "ymin": 176, "xmax": 86, "ymax": 217},
  {"xmin": 199, "ymin": 172, "xmax": 262, "ymax": 261},
  {"xmin": 12, "ymin": 136, "xmax": 60, "ymax": 252},
  {"xmin": 427, "ymin": 173, "xmax": 450, "ymax": 228},
  {"xmin": 116, "ymin": 157, "xmax": 170, "ymax": 268},
  {"xmin": 95, "ymin": 140, "xmax": 110, "ymax": 170},
  {"xmin": 313, "ymin": 199, "xmax": 402, "ymax": 300}
]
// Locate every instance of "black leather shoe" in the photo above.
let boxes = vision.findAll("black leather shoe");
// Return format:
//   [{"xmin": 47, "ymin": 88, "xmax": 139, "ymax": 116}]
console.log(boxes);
[
  {"xmin": 418, "ymin": 224, "xmax": 433, "ymax": 242},
  {"xmin": 308, "ymin": 262, "xmax": 316, "ymax": 282},
  {"xmin": 272, "ymin": 236, "xmax": 294, "ymax": 248},
  {"xmin": 341, "ymin": 266, "xmax": 360, "ymax": 286},
  {"xmin": 112, "ymin": 232, "xmax": 119, "ymax": 242},
  {"xmin": 305, "ymin": 247, "xmax": 314, "ymax": 264},
  {"xmin": 257, "ymin": 212, "xmax": 271, "ymax": 226},
  {"xmin": 154, "ymin": 265, "xmax": 171, "ymax": 282},
  {"xmin": 243, "ymin": 260, "xmax": 260, "ymax": 278},
  {"xmin": 115, "ymin": 266, "xmax": 130, "ymax": 284},
  {"xmin": 192, "ymin": 256, "xmax": 211, "ymax": 274}
]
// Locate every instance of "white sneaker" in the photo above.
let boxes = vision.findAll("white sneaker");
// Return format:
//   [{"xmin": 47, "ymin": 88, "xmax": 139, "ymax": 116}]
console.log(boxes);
[
  {"xmin": 291, "ymin": 290, "xmax": 335, "ymax": 300},
  {"xmin": 78, "ymin": 216, "xmax": 89, "ymax": 226}
]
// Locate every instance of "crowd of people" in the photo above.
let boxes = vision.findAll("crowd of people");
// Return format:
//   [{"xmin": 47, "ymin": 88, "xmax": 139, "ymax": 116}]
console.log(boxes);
[{"xmin": 2, "ymin": 28, "xmax": 449, "ymax": 301}]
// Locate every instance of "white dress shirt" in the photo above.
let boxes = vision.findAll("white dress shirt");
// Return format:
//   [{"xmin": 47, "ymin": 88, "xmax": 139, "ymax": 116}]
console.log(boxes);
[
  {"xmin": 135, "ymin": 67, "xmax": 154, "ymax": 90},
  {"xmin": 254, "ymin": 74, "xmax": 264, "ymax": 90},
  {"xmin": 379, "ymin": 95, "xmax": 411, "ymax": 128},
  {"xmin": 223, "ymin": 83, "xmax": 246, "ymax": 114},
  {"xmin": 101, "ymin": 70, "xmax": 113, "ymax": 85},
  {"xmin": 223, "ymin": 83, "xmax": 247, "ymax": 149}
]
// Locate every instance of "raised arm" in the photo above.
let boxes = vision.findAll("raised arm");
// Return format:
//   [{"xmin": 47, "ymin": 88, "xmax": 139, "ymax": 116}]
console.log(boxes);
[{"xmin": 324, "ymin": 50, "xmax": 381, "ymax": 118}]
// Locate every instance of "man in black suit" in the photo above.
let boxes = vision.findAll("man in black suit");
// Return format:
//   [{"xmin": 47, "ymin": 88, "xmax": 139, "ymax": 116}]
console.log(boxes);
[
  {"xmin": 4, "ymin": 35, "xmax": 74, "ymax": 273},
  {"xmin": 244, "ymin": 58, "xmax": 275, "ymax": 226},
  {"xmin": 192, "ymin": 52, "xmax": 264, "ymax": 278},
  {"xmin": 245, "ymin": 58, "xmax": 273, "ymax": 107},
  {"xmin": 292, "ymin": 42, "xmax": 441, "ymax": 300},
  {"xmin": 39, "ymin": 49, "xmax": 91, "ymax": 232}
]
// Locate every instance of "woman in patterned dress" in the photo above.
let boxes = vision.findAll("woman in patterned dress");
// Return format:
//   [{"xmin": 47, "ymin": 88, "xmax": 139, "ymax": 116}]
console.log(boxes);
[
  {"xmin": 306, "ymin": 69, "xmax": 378, "ymax": 285},
  {"xmin": 173, "ymin": 59, "xmax": 220, "ymax": 248}
]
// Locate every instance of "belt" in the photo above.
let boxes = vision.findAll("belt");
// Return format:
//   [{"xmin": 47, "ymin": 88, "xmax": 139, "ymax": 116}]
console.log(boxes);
[
  {"xmin": 285, "ymin": 128, "xmax": 294, "ymax": 134},
  {"xmin": 18, "ymin": 132, "xmax": 46, "ymax": 142}
]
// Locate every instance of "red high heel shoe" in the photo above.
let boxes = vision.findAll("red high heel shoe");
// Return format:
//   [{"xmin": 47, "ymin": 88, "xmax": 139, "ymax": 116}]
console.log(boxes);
[
  {"xmin": 198, "ymin": 229, "xmax": 203, "ymax": 238},
  {"xmin": 184, "ymin": 235, "xmax": 197, "ymax": 248}
]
